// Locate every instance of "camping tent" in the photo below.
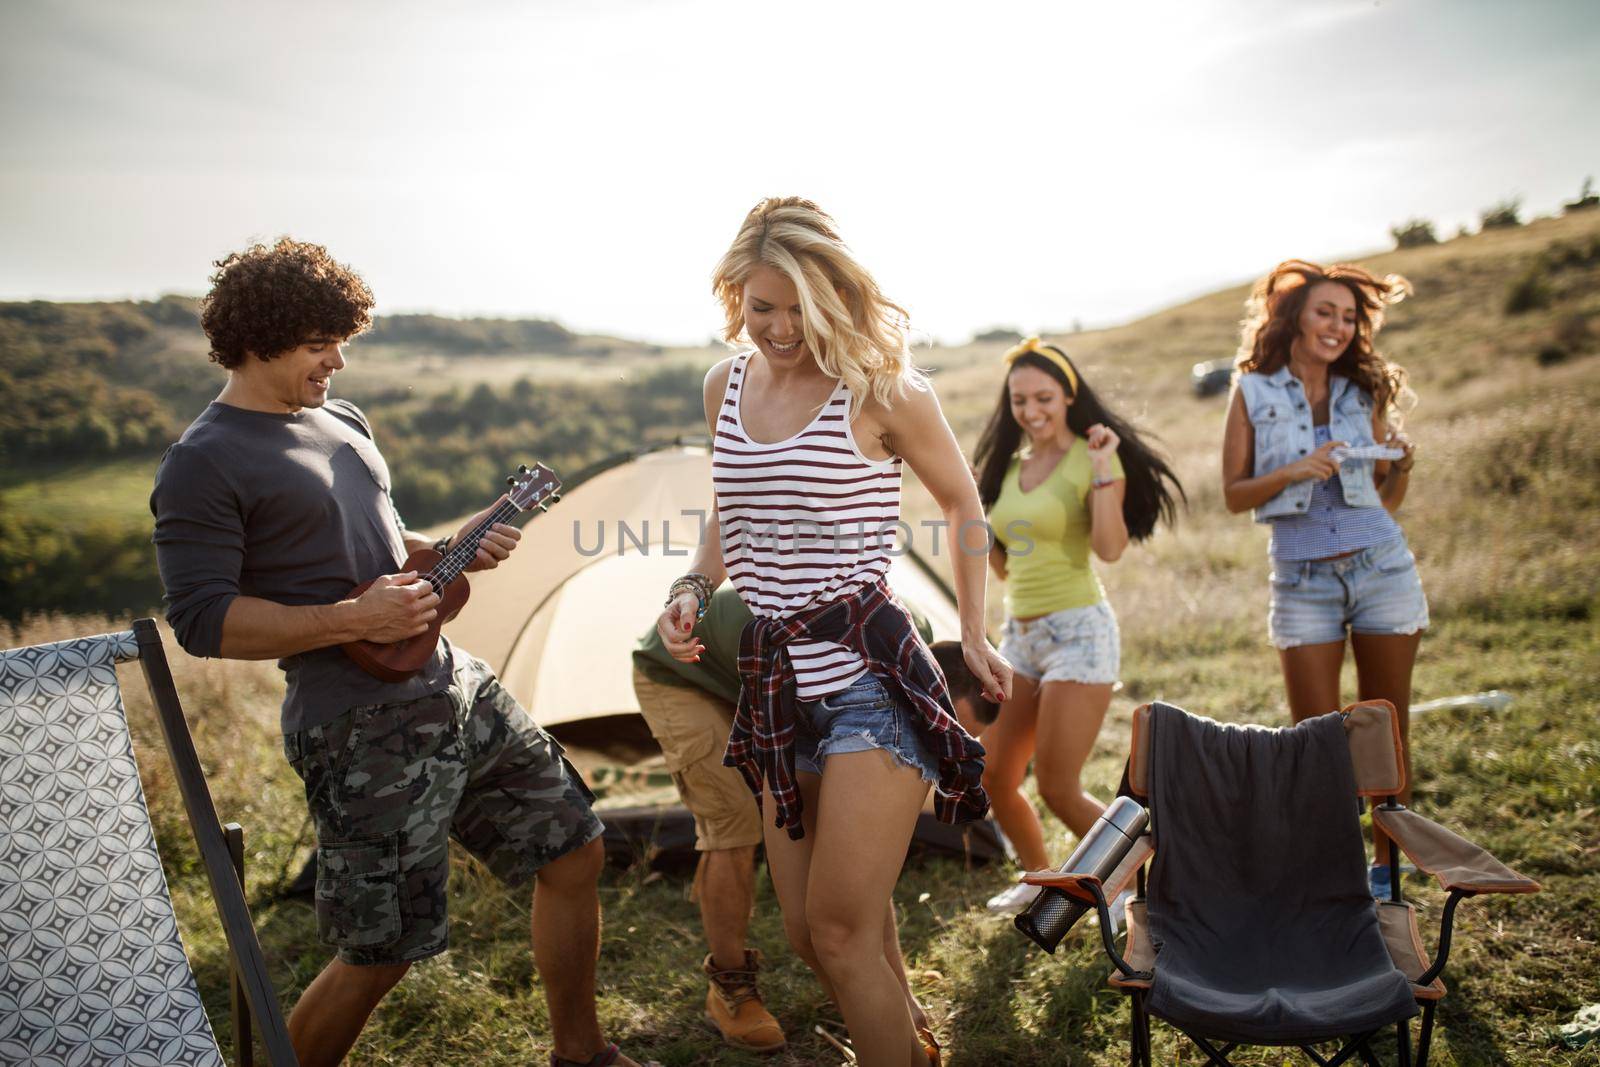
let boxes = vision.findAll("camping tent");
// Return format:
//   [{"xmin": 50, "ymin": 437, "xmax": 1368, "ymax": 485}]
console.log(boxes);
[{"xmin": 443, "ymin": 440, "xmax": 1002, "ymax": 865}]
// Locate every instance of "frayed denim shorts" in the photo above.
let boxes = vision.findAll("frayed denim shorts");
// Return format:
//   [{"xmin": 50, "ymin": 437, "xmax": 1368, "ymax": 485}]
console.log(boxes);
[
  {"xmin": 998, "ymin": 600, "xmax": 1120, "ymax": 685},
  {"xmin": 794, "ymin": 672, "xmax": 940, "ymax": 783},
  {"xmin": 1268, "ymin": 535, "xmax": 1430, "ymax": 650}
]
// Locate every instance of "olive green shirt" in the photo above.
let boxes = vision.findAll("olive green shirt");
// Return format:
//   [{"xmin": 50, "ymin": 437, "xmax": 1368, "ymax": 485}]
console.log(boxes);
[{"xmin": 986, "ymin": 439, "xmax": 1124, "ymax": 618}]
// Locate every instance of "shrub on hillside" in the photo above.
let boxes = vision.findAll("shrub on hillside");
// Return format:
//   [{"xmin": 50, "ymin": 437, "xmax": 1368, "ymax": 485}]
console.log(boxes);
[
  {"xmin": 1505, "ymin": 265, "xmax": 1553, "ymax": 315},
  {"xmin": 1563, "ymin": 177, "xmax": 1598, "ymax": 214},
  {"xmin": 1480, "ymin": 198, "xmax": 1524, "ymax": 230},
  {"xmin": 1390, "ymin": 218, "xmax": 1439, "ymax": 249},
  {"xmin": 1555, "ymin": 313, "xmax": 1592, "ymax": 353},
  {"xmin": 972, "ymin": 326, "xmax": 1023, "ymax": 344},
  {"xmin": 1540, "ymin": 313, "xmax": 1594, "ymax": 365}
]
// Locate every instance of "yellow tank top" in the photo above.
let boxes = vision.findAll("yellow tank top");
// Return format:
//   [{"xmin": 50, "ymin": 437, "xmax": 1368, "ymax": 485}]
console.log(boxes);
[{"xmin": 986, "ymin": 440, "xmax": 1124, "ymax": 618}]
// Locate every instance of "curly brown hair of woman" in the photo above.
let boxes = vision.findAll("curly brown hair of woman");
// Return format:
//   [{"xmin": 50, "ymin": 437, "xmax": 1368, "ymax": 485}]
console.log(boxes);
[
  {"xmin": 1235, "ymin": 259, "xmax": 1416, "ymax": 424},
  {"xmin": 200, "ymin": 238, "xmax": 375, "ymax": 369}
]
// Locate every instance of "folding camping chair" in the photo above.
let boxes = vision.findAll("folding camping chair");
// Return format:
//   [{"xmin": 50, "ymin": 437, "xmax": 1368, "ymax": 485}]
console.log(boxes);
[
  {"xmin": 1014, "ymin": 700, "xmax": 1540, "ymax": 1067},
  {"xmin": 0, "ymin": 618, "xmax": 298, "ymax": 1066}
]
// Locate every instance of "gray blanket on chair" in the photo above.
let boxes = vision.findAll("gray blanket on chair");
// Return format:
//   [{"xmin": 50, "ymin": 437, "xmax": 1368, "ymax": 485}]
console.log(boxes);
[{"xmin": 1144, "ymin": 702, "xmax": 1417, "ymax": 1045}]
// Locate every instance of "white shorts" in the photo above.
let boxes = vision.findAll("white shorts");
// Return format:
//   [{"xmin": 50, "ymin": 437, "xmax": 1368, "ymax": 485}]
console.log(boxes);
[{"xmin": 998, "ymin": 601, "xmax": 1120, "ymax": 686}]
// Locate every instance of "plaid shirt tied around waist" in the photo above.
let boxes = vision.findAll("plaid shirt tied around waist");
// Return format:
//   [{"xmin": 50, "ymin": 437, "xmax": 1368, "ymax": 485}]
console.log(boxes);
[{"xmin": 722, "ymin": 579, "xmax": 989, "ymax": 840}]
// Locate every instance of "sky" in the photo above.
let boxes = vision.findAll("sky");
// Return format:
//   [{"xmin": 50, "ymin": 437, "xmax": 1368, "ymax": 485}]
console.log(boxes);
[{"xmin": 2, "ymin": 0, "xmax": 1597, "ymax": 346}]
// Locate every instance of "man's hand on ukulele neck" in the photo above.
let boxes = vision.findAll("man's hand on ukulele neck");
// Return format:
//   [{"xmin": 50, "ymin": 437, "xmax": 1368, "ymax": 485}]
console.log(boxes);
[{"xmin": 453, "ymin": 494, "xmax": 523, "ymax": 573}]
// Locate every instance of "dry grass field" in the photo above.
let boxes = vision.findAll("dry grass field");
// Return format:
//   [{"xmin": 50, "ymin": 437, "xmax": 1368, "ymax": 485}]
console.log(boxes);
[{"xmin": 6, "ymin": 210, "xmax": 1599, "ymax": 1065}]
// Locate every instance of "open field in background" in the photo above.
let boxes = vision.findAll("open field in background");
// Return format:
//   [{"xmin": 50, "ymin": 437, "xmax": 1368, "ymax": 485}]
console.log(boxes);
[{"xmin": 5, "ymin": 211, "xmax": 1599, "ymax": 1063}]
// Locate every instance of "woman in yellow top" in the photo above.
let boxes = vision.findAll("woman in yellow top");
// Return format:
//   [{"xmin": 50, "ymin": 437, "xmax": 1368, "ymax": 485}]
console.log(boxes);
[{"xmin": 973, "ymin": 337, "xmax": 1184, "ymax": 913}]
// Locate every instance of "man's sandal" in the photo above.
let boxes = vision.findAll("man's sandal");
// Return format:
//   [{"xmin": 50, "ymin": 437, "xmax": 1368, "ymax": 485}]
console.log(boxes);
[
  {"xmin": 917, "ymin": 1025, "xmax": 943, "ymax": 1067},
  {"xmin": 549, "ymin": 1043, "xmax": 661, "ymax": 1067}
]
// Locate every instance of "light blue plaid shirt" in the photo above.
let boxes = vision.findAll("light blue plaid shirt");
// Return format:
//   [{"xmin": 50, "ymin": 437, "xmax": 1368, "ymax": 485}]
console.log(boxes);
[{"xmin": 1269, "ymin": 425, "xmax": 1401, "ymax": 561}]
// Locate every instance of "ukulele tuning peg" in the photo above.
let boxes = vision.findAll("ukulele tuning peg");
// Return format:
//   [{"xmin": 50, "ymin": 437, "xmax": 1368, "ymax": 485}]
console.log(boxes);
[
  {"xmin": 517, "ymin": 464, "xmax": 530, "ymax": 474},
  {"xmin": 506, "ymin": 476, "xmax": 517, "ymax": 486}
]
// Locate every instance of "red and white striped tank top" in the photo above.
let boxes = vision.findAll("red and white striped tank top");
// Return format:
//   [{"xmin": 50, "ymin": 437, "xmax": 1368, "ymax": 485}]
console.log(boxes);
[{"xmin": 713, "ymin": 352, "xmax": 902, "ymax": 701}]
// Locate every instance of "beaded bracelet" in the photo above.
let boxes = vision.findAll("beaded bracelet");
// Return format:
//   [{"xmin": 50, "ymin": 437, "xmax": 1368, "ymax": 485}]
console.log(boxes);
[{"xmin": 665, "ymin": 572, "xmax": 713, "ymax": 620}]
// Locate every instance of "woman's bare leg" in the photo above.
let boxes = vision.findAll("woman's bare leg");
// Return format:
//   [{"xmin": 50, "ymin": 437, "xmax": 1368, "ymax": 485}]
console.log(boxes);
[
  {"xmin": 1031, "ymin": 681, "xmax": 1113, "ymax": 839},
  {"xmin": 979, "ymin": 673, "xmax": 1049, "ymax": 870},
  {"xmin": 807, "ymin": 750, "xmax": 930, "ymax": 1067},
  {"xmin": 760, "ymin": 772, "xmax": 830, "ymax": 998},
  {"xmin": 1277, "ymin": 640, "xmax": 1346, "ymax": 724},
  {"xmin": 883, "ymin": 902, "xmax": 930, "ymax": 1032},
  {"xmin": 1352, "ymin": 630, "xmax": 1423, "ymax": 863}
]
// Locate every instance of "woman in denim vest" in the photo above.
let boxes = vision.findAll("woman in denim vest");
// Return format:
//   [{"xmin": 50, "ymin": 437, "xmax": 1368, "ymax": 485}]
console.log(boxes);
[{"xmin": 1221, "ymin": 259, "xmax": 1427, "ymax": 898}]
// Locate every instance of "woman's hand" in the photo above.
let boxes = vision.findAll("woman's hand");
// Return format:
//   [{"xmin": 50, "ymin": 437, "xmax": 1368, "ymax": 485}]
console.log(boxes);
[
  {"xmin": 1086, "ymin": 423, "xmax": 1120, "ymax": 474},
  {"xmin": 963, "ymin": 640, "xmax": 1013, "ymax": 705},
  {"xmin": 1387, "ymin": 431, "xmax": 1416, "ymax": 473},
  {"xmin": 656, "ymin": 592, "xmax": 704, "ymax": 662},
  {"xmin": 1290, "ymin": 439, "xmax": 1344, "ymax": 483}
]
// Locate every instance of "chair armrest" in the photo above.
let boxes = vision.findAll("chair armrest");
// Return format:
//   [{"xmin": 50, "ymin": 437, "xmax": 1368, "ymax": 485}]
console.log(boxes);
[
  {"xmin": 1372, "ymin": 806, "xmax": 1541, "ymax": 895},
  {"xmin": 1020, "ymin": 869, "xmax": 1101, "ymax": 904}
]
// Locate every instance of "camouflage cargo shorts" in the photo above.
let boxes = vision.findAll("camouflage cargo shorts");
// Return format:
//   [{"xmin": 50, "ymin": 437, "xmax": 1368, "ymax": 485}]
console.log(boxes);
[{"xmin": 283, "ymin": 654, "xmax": 604, "ymax": 966}]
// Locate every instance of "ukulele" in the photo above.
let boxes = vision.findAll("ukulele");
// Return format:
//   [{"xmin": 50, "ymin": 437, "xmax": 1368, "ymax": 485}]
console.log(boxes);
[{"xmin": 343, "ymin": 462, "xmax": 561, "ymax": 682}]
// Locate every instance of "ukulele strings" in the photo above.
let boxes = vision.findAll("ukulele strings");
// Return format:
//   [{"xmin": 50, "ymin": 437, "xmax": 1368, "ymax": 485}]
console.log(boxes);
[{"xmin": 425, "ymin": 498, "xmax": 525, "ymax": 589}]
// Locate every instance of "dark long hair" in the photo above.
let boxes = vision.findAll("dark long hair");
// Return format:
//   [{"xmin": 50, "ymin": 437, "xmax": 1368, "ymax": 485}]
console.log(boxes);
[{"xmin": 972, "ymin": 347, "xmax": 1184, "ymax": 542}]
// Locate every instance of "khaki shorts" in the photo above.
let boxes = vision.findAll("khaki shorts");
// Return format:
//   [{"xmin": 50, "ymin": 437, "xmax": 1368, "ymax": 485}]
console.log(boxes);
[{"xmin": 631, "ymin": 665, "xmax": 761, "ymax": 851}]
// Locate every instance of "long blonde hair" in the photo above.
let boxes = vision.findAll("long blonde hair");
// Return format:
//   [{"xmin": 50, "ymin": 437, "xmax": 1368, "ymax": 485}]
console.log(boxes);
[{"xmin": 712, "ymin": 197, "xmax": 925, "ymax": 415}]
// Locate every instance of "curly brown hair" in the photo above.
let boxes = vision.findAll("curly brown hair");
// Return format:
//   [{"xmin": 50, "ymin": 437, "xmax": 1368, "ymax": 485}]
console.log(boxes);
[
  {"xmin": 200, "ymin": 238, "xmax": 374, "ymax": 369},
  {"xmin": 1235, "ymin": 259, "xmax": 1415, "ymax": 425}
]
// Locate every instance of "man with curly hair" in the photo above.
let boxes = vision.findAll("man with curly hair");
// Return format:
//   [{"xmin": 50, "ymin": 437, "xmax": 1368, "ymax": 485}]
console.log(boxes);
[{"xmin": 150, "ymin": 238, "xmax": 655, "ymax": 1067}]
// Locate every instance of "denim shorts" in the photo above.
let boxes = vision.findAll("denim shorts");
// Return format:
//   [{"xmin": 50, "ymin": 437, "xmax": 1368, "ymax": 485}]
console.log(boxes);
[
  {"xmin": 793, "ymin": 672, "xmax": 941, "ymax": 783},
  {"xmin": 1268, "ymin": 535, "xmax": 1430, "ymax": 650},
  {"xmin": 997, "ymin": 601, "xmax": 1120, "ymax": 685}
]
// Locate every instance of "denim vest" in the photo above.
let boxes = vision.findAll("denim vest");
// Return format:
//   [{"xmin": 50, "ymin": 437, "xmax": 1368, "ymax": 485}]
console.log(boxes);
[{"xmin": 1237, "ymin": 367, "xmax": 1382, "ymax": 522}]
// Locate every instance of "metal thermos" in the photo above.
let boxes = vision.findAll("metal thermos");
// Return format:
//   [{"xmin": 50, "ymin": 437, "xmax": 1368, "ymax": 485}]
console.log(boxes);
[{"xmin": 1014, "ymin": 795, "xmax": 1149, "ymax": 953}]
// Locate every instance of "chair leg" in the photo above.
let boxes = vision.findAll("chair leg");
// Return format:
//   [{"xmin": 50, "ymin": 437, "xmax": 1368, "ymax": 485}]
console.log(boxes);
[
  {"xmin": 1417, "ymin": 1002, "xmax": 1437, "ymax": 1067},
  {"xmin": 224, "ymin": 823, "xmax": 254, "ymax": 1067},
  {"xmin": 1179, "ymin": 1026, "xmax": 1234, "ymax": 1066},
  {"xmin": 1127, "ymin": 992, "xmax": 1152, "ymax": 1067},
  {"xmin": 1396, "ymin": 1015, "xmax": 1412, "ymax": 1067},
  {"xmin": 1129, "ymin": 992, "xmax": 1150, "ymax": 1067}
]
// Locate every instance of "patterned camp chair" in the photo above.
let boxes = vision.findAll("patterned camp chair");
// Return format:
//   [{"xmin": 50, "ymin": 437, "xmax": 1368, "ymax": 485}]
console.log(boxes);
[
  {"xmin": 0, "ymin": 618, "xmax": 297, "ymax": 1066},
  {"xmin": 1014, "ymin": 700, "xmax": 1541, "ymax": 1067}
]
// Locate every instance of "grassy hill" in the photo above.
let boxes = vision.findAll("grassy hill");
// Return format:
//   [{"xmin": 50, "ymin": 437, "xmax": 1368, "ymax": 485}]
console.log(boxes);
[{"xmin": 6, "ymin": 211, "xmax": 1599, "ymax": 1064}]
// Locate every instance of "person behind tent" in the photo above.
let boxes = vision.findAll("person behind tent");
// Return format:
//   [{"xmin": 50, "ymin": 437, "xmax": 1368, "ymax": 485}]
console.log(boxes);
[
  {"xmin": 654, "ymin": 196, "xmax": 1010, "ymax": 1067},
  {"xmin": 971, "ymin": 337, "xmax": 1184, "ymax": 915},
  {"xmin": 1220, "ymin": 259, "xmax": 1426, "ymax": 900},
  {"xmin": 632, "ymin": 584, "xmax": 996, "ymax": 1053}
]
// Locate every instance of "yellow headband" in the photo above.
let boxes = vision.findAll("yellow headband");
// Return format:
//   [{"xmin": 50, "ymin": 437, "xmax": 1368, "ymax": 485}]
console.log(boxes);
[{"xmin": 1002, "ymin": 336, "xmax": 1078, "ymax": 396}]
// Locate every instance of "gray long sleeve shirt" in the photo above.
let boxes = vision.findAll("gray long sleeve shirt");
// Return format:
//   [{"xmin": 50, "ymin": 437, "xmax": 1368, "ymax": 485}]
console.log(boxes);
[{"xmin": 150, "ymin": 399, "xmax": 452, "ymax": 733}]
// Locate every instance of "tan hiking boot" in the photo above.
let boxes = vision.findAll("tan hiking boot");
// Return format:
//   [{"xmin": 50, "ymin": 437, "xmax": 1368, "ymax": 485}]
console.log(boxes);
[{"xmin": 704, "ymin": 949, "xmax": 785, "ymax": 1052}]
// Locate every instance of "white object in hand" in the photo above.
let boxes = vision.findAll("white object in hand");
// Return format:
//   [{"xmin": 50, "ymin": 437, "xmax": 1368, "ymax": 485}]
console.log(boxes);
[{"xmin": 1330, "ymin": 444, "xmax": 1405, "ymax": 464}]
